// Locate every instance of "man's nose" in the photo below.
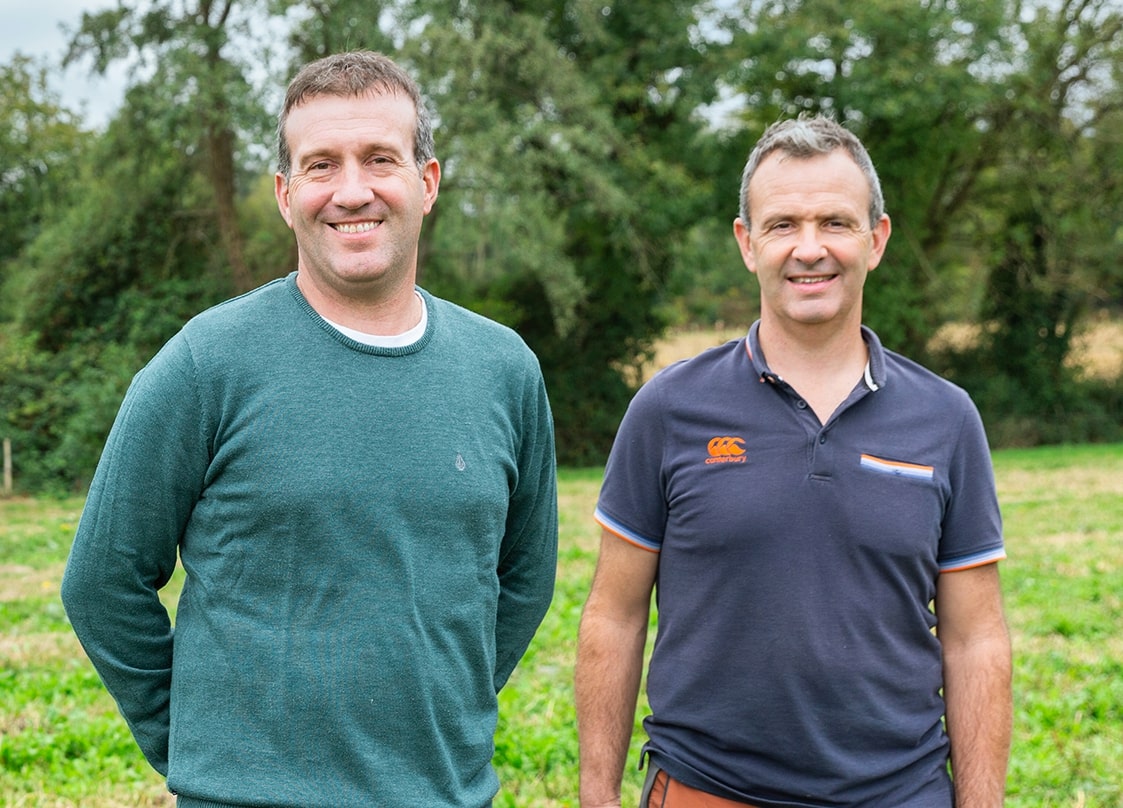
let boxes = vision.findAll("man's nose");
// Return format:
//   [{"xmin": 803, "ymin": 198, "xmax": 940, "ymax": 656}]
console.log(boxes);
[
  {"xmin": 791, "ymin": 224, "xmax": 827, "ymax": 264},
  {"xmin": 333, "ymin": 163, "xmax": 376, "ymax": 208}
]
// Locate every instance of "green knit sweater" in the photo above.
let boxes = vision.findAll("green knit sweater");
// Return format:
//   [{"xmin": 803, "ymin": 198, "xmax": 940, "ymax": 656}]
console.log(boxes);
[{"xmin": 62, "ymin": 273, "xmax": 558, "ymax": 808}]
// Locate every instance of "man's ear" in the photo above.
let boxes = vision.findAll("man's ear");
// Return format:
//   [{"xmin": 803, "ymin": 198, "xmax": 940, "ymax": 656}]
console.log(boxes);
[
  {"xmin": 867, "ymin": 214, "xmax": 892, "ymax": 271},
  {"xmin": 733, "ymin": 217, "xmax": 757, "ymax": 274},
  {"xmin": 420, "ymin": 159, "xmax": 441, "ymax": 215},
  {"xmin": 274, "ymin": 173, "xmax": 294, "ymax": 229}
]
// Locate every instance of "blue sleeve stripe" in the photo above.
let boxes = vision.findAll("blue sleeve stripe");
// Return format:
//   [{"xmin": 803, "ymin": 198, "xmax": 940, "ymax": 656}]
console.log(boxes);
[
  {"xmin": 939, "ymin": 547, "xmax": 1007, "ymax": 572},
  {"xmin": 593, "ymin": 508, "xmax": 662, "ymax": 553}
]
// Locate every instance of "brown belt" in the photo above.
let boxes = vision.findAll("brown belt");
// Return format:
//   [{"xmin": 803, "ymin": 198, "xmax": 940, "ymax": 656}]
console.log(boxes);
[{"xmin": 644, "ymin": 767, "xmax": 760, "ymax": 808}]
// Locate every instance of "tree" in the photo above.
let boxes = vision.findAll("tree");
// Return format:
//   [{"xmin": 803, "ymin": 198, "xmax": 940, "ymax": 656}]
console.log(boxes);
[
  {"xmin": 430, "ymin": 2, "xmax": 736, "ymax": 462},
  {"xmin": 963, "ymin": 0, "xmax": 1123, "ymax": 442},
  {"xmin": 6, "ymin": 0, "xmax": 1119, "ymax": 492},
  {"xmin": 280, "ymin": 0, "xmax": 731, "ymax": 463},
  {"xmin": 64, "ymin": 0, "xmax": 276, "ymax": 292},
  {"xmin": 0, "ymin": 82, "xmax": 233, "ymax": 490},
  {"xmin": 0, "ymin": 56, "xmax": 87, "ymax": 299},
  {"xmin": 271, "ymin": 0, "xmax": 398, "ymax": 56},
  {"xmin": 720, "ymin": 0, "xmax": 1017, "ymax": 358}
]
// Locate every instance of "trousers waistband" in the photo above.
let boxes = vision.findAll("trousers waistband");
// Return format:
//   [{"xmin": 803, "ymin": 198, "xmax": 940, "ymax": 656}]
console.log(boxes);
[{"xmin": 641, "ymin": 765, "xmax": 761, "ymax": 808}]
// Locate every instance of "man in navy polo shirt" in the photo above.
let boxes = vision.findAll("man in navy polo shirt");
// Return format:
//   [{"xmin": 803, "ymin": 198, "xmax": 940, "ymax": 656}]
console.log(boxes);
[{"xmin": 575, "ymin": 116, "xmax": 1011, "ymax": 808}]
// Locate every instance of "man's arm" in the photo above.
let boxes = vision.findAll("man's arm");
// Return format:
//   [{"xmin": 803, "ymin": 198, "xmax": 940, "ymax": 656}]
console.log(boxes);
[
  {"xmin": 575, "ymin": 529, "xmax": 659, "ymax": 808},
  {"xmin": 61, "ymin": 339, "xmax": 205, "ymax": 775},
  {"xmin": 493, "ymin": 372, "xmax": 558, "ymax": 691},
  {"xmin": 936, "ymin": 563, "xmax": 1012, "ymax": 808}
]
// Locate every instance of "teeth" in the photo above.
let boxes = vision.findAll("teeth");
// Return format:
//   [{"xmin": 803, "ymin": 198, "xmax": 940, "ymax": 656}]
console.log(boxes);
[
  {"xmin": 335, "ymin": 222, "xmax": 379, "ymax": 234},
  {"xmin": 792, "ymin": 276, "xmax": 829, "ymax": 284}
]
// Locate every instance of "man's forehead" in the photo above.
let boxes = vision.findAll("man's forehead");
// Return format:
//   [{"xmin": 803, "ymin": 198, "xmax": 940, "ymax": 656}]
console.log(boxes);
[
  {"xmin": 751, "ymin": 149, "xmax": 866, "ymax": 190},
  {"xmin": 748, "ymin": 151, "xmax": 871, "ymax": 217},
  {"xmin": 285, "ymin": 93, "xmax": 417, "ymax": 143}
]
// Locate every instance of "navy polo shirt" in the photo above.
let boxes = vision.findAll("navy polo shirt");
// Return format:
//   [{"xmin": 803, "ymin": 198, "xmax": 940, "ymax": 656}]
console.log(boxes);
[{"xmin": 595, "ymin": 321, "xmax": 1004, "ymax": 808}]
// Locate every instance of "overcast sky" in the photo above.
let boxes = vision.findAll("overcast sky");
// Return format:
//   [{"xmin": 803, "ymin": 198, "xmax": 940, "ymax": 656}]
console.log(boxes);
[{"xmin": 1, "ymin": 0, "xmax": 127, "ymax": 127}]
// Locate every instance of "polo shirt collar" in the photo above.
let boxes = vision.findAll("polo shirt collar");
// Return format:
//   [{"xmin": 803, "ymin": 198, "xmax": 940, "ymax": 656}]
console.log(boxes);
[{"xmin": 744, "ymin": 320, "xmax": 888, "ymax": 391}]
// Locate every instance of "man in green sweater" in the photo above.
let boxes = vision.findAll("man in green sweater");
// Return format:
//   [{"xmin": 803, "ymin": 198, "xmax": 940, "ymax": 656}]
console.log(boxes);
[{"xmin": 61, "ymin": 51, "xmax": 559, "ymax": 808}]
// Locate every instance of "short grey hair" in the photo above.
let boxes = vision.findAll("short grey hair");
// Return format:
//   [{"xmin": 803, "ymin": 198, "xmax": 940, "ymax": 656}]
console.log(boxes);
[
  {"xmin": 737, "ymin": 115, "xmax": 885, "ymax": 229},
  {"xmin": 276, "ymin": 50, "xmax": 435, "ymax": 178}
]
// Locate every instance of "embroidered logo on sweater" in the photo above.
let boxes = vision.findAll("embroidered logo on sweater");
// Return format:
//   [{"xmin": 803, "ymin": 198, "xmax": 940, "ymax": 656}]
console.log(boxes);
[{"xmin": 706, "ymin": 436, "xmax": 747, "ymax": 464}]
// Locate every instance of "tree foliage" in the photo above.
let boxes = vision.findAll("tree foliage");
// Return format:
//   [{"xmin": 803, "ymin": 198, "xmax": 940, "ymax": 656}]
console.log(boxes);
[
  {"xmin": 941, "ymin": 0, "xmax": 1123, "ymax": 444},
  {"xmin": 0, "ymin": 0, "xmax": 1120, "ymax": 490},
  {"xmin": 409, "ymin": 1, "xmax": 727, "ymax": 463},
  {"xmin": 0, "ymin": 57, "xmax": 87, "ymax": 290},
  {"xmin": 64, "ymin": 0, "xmax": 277, "ymax": 291},
  {"xmin": 715, "ymin": 0, "xmax": 1122, "ymax": 445},
  {"xmin": 1, "ymin": 93, "xmax": 233, "ymax": 490},
  {"xmin": 721, "ymin": 0, "xmax": 1019, "ymax": 356},
  {"xmin": 279, "ymin": 0, "xmax": 727, "ymax": 462}
]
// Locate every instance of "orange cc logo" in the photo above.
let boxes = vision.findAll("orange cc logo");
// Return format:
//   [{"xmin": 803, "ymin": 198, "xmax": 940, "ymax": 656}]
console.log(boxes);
[{"xmin": 707, "ymin": 436, "xmax": 746, "ymax": 457}]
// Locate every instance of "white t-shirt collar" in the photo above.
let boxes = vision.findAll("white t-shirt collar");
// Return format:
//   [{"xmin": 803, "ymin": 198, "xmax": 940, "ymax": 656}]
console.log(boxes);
[{"xmin": 322, "ymin": 291, "xmax": 427, "ymax": 348}]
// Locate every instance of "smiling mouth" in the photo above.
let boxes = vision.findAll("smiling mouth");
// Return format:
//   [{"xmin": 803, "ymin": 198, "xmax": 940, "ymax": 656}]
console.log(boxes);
[
  {"xmin": 332, "ymin": 221, "xmax": 380, "ymax": 234},
  {"xmin": 790, "ymin": 274, "xmax": 836, "ymax": 284}
]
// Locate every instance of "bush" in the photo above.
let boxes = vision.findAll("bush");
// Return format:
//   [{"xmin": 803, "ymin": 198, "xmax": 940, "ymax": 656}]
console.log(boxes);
[
  {"xmin": 933, "ymin": 345, "xmax": 1123, "ymax": 449},
  {"xmin": 0, "ymin": 277, "xmax": 221, "ymax": 493}
]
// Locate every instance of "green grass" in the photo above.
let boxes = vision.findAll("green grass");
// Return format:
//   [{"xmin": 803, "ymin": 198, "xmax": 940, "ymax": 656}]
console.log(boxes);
[
  {"xmin": 2, "ymin": 444, "xmax": 1122, "ymax": 806},
  {"xmin": 992, "ymin": 444, "xmax": 1123, "ymax": 807}
]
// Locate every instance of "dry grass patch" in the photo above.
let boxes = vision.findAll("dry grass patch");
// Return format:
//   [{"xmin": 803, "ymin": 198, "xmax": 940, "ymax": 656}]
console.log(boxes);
[
  {"xmin": 929, "ymin": 318, "xmax": 1123, "ymax": 382},
  {"xmin": 997, "ymin": 465, "xmax": 1122, "ymax": 500},
  {"xmin": 4, "ymin": 787, "xmax": 176, "ymax": 808},
  {"xmin": 1014, "ymin": 630, "xmax": 1123, "ymax": 667},
  {"xmin": 641, "ymin": 326, "xmax": 745, "ymax": 381},
  {"xmin": 0, "ymin": 631, "xmax": 82, "ymax": 667},
  {"xmin": 0, "ymin": 563, "xmax": 64, "ymax": 602},
  {"xmin": 655, "ymin": 318, "xmax": 1122, "ymax": 383}
]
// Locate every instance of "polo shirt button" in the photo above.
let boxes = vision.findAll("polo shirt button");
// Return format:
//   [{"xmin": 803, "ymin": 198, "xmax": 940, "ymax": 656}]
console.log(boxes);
[
  {"xmin": 796, "ymin": 400, "xmax": 808, "ymax": 409},
  {"xmin": 819, "ymin": 436, "xmax": 827, "ymax": 444}
]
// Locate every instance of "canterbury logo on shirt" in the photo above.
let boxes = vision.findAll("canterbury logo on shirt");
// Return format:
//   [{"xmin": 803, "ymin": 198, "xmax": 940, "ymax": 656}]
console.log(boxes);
[{"xmin": 706, "ymin": 436, "xmax": 747, "ymax": 464}]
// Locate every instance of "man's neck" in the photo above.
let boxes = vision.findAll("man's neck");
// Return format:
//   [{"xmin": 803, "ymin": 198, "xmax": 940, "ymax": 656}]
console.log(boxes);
[
  {"xmin": 757, "ymin": 318, "xmax": 869, "ymax": 424},
  {"xmin": 296, "ymin": 272, "xmax": 422, "ymax": 336}
]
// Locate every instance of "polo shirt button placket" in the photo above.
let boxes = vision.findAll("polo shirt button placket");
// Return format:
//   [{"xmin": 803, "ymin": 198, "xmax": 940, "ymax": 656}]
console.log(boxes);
[{"xmin": 809, "ymin": 428, "xmax": 833, "ymax": 480}]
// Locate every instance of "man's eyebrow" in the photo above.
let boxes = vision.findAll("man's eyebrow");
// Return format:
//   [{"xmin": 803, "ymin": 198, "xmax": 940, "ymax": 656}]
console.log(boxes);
[
  {"xmin": 294, "ymin": 147, "xmax": 339, "ymax": 166},
  {"xmin": 296, "ymin": 140, "xmax": 409, "ymax": 163},
  {"xmin": 363, "ymin": 142, "xmax": 410, "ymax": 160}
]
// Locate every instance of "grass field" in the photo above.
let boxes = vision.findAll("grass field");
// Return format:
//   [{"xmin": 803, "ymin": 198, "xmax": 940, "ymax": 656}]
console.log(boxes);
[{"xmin": 2, "ymin": 443, "xmax": 1122, "ymax": 806}]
